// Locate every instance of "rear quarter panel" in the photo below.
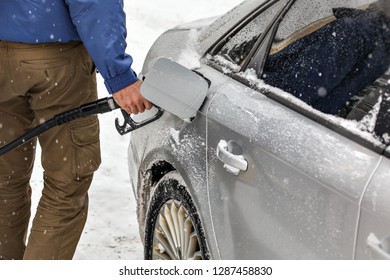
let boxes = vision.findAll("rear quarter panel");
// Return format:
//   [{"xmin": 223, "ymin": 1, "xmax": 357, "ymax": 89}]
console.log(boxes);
[
  {"xmin": 128, "ymin": 64, "xmax": 230, "ymax": 259},
  {"xmin": 356, "ymin": 154, "xmax": 390, "ymax": 259}
]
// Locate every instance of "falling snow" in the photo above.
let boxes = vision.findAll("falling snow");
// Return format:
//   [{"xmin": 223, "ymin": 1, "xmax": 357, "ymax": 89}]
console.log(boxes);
[{"xmin": 28, "ymin": 0, "xmax": 242, "ymax": 260}]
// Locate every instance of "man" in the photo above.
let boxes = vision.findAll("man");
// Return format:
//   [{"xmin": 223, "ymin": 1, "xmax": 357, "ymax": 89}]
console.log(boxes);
[
  {"xmin": 263, "ymin": 0, "xmax": 390, "ymax": 141},
  {"xmin": 0, "ymin": 1, "xmax": 152, "ymax": 259}
]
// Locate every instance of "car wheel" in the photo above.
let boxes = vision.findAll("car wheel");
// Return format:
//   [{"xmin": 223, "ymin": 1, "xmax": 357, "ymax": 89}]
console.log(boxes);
[{"xmin": 144, "ymin": 171, "xmax": 209, "ymax": 260}]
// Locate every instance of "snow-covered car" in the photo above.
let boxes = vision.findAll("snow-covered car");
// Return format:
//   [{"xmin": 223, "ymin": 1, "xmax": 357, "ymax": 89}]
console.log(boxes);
[{"xmin": 128, "ymin": 0, "xmax": 390, "ymax": 259}]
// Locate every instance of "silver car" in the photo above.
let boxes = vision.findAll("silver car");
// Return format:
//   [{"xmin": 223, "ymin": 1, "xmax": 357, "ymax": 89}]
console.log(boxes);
[{"xmin": 127, "ymin": 0, "xmax": 390, "ymax": 260}]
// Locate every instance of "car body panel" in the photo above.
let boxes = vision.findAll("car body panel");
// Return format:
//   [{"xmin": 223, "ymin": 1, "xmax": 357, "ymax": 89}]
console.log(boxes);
[
  {"xmin": 129, "ymin": 0, "xmax": 390, "ymax": 259},
  {"xmin": 128, "ymin": 65, "xmax": 231, "ymax": 258},
  {"xmin": 206, "ymin": 78, "xmax": 382, "ymax": 259},
  {"xmin": 140, "ymin": 28, "xmax": 203, "ymax": 77},
  {"xmin": 355, "ymin": 156, "xmax": 390, "ymax": 259}
]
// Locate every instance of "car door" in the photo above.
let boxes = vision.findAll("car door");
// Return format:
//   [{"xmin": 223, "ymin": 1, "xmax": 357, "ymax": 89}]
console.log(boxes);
[
  {"xmin": 205, "ymin": 0, "xmax": 383, "ymax": 259},
  {"xmin": 355, "ymin": 150, "xmax": 390, "ymax": 260},
  {"xmin": 206, "ymin": 78, "xmax": 382, "ymax": 259}
]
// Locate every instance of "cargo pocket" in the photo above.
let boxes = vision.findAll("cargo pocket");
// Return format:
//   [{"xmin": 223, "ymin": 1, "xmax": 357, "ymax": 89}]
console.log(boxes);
[{"xmin": 69, "ymin": 116, "xmax": 101, "ymax": 180}]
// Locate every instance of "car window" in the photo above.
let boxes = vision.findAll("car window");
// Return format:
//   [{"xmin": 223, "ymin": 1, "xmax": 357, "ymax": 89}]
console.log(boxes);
[
  {"xmin": 263, "ymin": 0, "xmax": 389, "ymax": 144},
  {"xmin": 274, "ymin": 0, "xmax": 375, "ymax": 42},
  {"xmin": 214, "ymin": 0, "xmax": 289, "ymax": 69},
  {"xmin": 208, "ymin": 0, "xmax": 389, "ymax": 147}
]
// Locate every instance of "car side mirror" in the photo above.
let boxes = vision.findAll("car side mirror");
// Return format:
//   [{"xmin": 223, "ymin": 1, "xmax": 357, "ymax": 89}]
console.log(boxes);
[{"xmin": 141, "ymin": 57, "xmax": 209, "ymax": 121}]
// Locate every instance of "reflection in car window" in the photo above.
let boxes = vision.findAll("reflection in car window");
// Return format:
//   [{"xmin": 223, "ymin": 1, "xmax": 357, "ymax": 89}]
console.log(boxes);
[
  {"xmin": 263, "ymin": 0, "xmax": 389, "ymax": 144},
  {"xmin": 210, "ymin": 0, "xmax": 389, "ymax": 146},
  {"xmin": 274, "ymin": 0, "xmax": 375, "ymax": 42}
]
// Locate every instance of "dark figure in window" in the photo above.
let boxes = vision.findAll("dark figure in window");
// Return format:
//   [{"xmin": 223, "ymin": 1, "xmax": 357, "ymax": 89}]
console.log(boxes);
[{"xmin": 263, "ymin": 2, "xmax": 390, "ymax": 142}]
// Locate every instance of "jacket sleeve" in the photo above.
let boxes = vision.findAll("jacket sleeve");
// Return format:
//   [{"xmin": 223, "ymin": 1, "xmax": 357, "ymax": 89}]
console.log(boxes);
[{"xmin": 65, "ymin": 0, "xmax": 138, "ymax": 94}]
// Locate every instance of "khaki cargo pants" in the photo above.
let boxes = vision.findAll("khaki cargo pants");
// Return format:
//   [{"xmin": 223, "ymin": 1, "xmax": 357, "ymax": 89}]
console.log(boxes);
[{"xmin": 0, "ymin": 41, "xmax": 101, "ymax": 259}]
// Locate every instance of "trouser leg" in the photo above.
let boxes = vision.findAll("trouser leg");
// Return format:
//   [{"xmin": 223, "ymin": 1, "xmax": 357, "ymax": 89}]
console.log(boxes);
[
  {"xmin": 0, "ymin": 41, "xmax": 100, "ymax": 259},
  {"xmin": 24, "ymin": 115, "xmax": 100, "ymax": 260},
  {"xmin": 22, "ymin": 43, "xmax": 100, "ymax": 260},
  {"xmin": 0, "ymin": 98, "xmax": 36, "ymax": 260}
]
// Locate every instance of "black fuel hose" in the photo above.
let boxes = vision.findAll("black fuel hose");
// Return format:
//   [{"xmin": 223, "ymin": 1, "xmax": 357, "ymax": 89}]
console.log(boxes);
[{"xmin": 0, "ymin": 97, "xmax": 119, "ymax": 156}]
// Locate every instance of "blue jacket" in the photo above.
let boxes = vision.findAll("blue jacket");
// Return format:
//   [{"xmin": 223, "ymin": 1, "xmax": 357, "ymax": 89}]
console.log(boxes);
[{"xmin": 0, "ymin": 0, "xmax": 138, "ymax": 94}]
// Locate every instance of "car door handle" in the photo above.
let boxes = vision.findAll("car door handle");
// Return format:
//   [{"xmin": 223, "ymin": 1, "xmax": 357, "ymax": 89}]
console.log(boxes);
[
  {"xmin": 216, "ymin": 140, "xmax": 248, "ymax": 176},
  {"xmin": 366, "ymin": 233, "xmax": 390, "ymax": 260}
]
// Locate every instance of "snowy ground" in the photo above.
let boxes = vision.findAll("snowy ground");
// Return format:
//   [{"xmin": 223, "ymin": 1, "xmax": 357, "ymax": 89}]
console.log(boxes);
[{"xmin": 29, "ymin": 0, "xmax": 242, "ymax": 260}]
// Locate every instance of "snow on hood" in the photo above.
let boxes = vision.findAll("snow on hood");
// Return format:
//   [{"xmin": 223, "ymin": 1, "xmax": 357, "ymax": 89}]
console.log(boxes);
[{"xmin": 174, "ymin": 16, "xmax": 219, "ymax": 30}]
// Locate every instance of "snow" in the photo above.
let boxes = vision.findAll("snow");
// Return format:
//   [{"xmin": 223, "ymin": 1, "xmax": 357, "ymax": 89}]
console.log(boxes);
[{"xmin": 29, "ymin": 0, "xmax": 242, "ymax": 260}]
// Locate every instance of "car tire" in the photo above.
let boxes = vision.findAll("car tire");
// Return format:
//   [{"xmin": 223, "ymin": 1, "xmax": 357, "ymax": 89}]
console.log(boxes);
[{"xmin": 144, "ymin": 171, "xmax": 209, "ymax": 260}]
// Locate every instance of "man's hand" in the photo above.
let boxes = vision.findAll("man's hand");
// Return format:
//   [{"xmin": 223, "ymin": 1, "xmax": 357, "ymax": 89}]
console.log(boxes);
[{"xmin": 112, "ymin": 80, "xmax": 153, "ymax": 114}]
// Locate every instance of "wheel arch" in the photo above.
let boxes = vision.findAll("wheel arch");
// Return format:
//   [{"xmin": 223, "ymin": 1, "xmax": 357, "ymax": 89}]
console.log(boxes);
[
  {"xmin": 134, "ymin": 138, "xmax": 217, "ymax": 258},
  {"xmin": 143, "ymin": 169, "xmax": 211, "ymax": 259},
  {"xmin": 135, "ymin": 150, "xmax": 199, "ymax": 243}
]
